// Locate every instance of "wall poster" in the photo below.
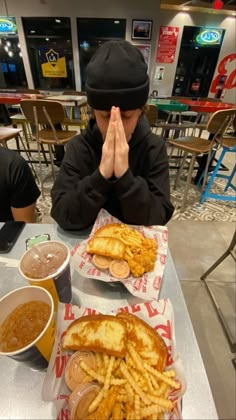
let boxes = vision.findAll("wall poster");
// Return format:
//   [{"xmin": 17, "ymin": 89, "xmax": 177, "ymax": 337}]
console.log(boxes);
[
  {"xmin": 135, "ymin": 44, "xmax": 151, "ymax": 72},
  {"xmin": 154, "ymin": 66, "xmax": 165, "ymax": 81},
  {"xmin": 40, "ymin": 47, "xmax": 67, "ymax": 78},
  {"xmin": 156, "ymin": 26, "xmax": 179, "ymax": 63}
]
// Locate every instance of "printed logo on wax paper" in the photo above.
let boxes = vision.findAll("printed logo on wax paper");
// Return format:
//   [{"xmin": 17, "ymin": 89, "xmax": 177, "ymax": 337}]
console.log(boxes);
[
  {"xmin": 160, "ymin": 254, "xmax": 166, "ymax": 265},
  {"xmin": 153, "ymin": 275, "xmax": 162, "ymax": 290},
  {"xmin": 132, "ymin": 274, "xmax": 148, "ymax": 292},
  {"xmin": 117, "ymin": 299, "xmax": 168, "ymax": 318},
  {"xmin": 57, "ymin": 407, "xmax": 70, "ymax": 420},
  {"xmin": 162, "ymin": 229, "xmax": 168, "ymax": 242},
  {"xmin": 70, "ymin": 243, "xmax": 80, "ymax": 257}
]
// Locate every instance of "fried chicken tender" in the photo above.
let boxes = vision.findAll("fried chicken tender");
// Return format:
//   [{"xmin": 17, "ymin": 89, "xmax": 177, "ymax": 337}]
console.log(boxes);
[{"xmin": 125, "ymin": 238, "xmax": 157, "ymax": 277}]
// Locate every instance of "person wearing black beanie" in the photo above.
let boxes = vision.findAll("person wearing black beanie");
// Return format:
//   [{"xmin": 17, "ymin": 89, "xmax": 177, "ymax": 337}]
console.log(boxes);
[{"xmin": 51, "ymin": 40, "xmax": 174, "ymax": 230}]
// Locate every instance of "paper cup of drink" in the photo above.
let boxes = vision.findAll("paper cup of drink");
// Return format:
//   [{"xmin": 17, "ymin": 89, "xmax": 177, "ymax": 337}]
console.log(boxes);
[
  {"xmin": 0, "ymin": 285, "xmax": 55, "ymax": 370},
  {"xmin": 19, "ymin": 241, "xmax": 72, "ymax": 311}
]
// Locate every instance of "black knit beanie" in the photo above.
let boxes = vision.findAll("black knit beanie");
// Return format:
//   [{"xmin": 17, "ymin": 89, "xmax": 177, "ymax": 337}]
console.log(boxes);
[{"xmin": 85, "ymin": 40, "xmax": 149, "ymax": 111}]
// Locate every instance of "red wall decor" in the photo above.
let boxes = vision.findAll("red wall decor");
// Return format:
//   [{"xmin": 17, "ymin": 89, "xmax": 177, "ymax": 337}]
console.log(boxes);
[{"xmin": 156, "ymin": 26, "xmax": 179, "ymax": 63}]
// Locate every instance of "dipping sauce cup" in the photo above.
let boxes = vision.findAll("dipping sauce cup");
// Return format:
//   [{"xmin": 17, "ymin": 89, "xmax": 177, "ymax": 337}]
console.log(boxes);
[
  {"xmin": 0, "ymin": 285, "xmax": 55, "ymax": 370},
  {"xmin": 19, "ymin": 241, "xmax": 72, "ymax": 311}
]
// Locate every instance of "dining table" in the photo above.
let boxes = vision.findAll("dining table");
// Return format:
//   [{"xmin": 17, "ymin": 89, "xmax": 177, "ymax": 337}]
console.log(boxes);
[
  {"xmin": 0, "ymin": 223, "xmax": 218, "ymax": 420},
  {"xmin": 177, "ymin": 99, "xmax": 235, "ymax": 114},
  {"xmin": 45, "ymin": 94, "xmax": 87, "ymax": 108},
  {"xmin": 148, "ymin": 98, "xmax": 189, "ymax": 113}
]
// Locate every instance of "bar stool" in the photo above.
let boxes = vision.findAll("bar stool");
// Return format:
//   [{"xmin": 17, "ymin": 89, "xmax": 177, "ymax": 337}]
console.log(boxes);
[
  {"xmin": 201, "ymin": 231, "xmax": 236, "ymax": 353},
  {"xmin": 200, "ymin": 136, "xmax": 236, "ymax": 204}
]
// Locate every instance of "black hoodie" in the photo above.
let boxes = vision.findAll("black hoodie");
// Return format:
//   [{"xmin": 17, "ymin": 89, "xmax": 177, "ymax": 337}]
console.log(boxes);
[{"xmin": 51, "ymin": 115, "xmax": 174, "ymax": 230}]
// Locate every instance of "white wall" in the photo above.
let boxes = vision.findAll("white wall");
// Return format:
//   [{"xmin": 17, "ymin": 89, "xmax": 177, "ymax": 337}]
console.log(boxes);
[{"xmin": 0, "ymin": 0, "xmax": 235, "ymax": 102}]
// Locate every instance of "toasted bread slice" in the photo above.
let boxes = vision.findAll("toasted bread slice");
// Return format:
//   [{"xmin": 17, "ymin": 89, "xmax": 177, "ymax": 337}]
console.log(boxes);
[
  {"xmin": 94, "ymin": 223, "xmax": 124, "ymax": 238},
  {"xmin": 62, "ymin": 314, "xmax": 127, "ymax": 357},
  {"xmin": 117, "ymin": 312, "xmax": 167, "ymax": 371},
  {"xmin": 86, "ymin": 236, "xmax": 125, "ymax": 260}
]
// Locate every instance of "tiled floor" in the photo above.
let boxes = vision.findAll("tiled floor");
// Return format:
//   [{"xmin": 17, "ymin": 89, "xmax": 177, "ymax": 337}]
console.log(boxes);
[{"xmin": 168, "ymin": 220, "xmax": 236, "ymax": 420}]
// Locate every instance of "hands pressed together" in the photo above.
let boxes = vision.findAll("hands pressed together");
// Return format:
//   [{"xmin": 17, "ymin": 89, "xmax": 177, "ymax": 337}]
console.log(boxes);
[{"xmin": 99, "ymin": 107, "xmax": 129, "ymax": 179}]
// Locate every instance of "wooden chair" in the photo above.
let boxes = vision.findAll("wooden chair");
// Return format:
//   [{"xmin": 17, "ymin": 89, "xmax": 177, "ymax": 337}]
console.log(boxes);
[
  {"xmin": 169, "ymin": 108, "xmax": 236, "ymax": 212},
  {"xmin": 20, "ymin": 99, "xmax": 78, "ymax": 195},
  {"xmin": 146, "ymin": 104, "xmax": 194, "ymax": 139},
  {"xmin": 10, "ymin": 89, "xmax": 42, "ymax": 148},
  {"xmin": 63, "ymin": 101, "xmax": 89, "ymax": 130}
]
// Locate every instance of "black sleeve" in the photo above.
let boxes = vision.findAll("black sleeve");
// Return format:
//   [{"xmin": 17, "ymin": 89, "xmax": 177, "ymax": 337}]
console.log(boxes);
[
  {"xmin": 51, "ymin": 142, "xmax": 112, "ymax": 230},
  {"xmin": 10, "ymin": 155, "xmax": 40, "ymax": 208},
  {"xmin": 113, "ymin": 140, "xmax": 174, "ymax": 226}
]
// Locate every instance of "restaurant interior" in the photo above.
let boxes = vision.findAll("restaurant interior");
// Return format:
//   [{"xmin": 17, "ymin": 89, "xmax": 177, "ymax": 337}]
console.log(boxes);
[{"xmin": 0, "ymin": 0, "xmax": 235, "ymax": 419}]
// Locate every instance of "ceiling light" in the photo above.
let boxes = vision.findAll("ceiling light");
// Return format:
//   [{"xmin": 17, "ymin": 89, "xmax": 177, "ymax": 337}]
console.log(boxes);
[
  {"xmin": 6, "ymin": 41, "xmax": 11, "ymax": 47},
  {"xmin": 4, "ymin": 45, "xmax": 8, "ymax": 52},
  {"xmin": 8, "ymin": 51, "xmax": 13, "ymax": 57},
  {"xmin": 30, "ymin": 30, "xmax": 36, "ymax": 34},
  {"xmin": 45, "ymin": 37, "xmax": 49, "ymax": 41},
  {"xmin": 19, "ymin": 51, "xmax": 22, "ymax": 57},
  {"xmin": 114, "ymin": 20, "xmax": 120, "ymax": 24},
  {"xmin": 55, "ymin": 19, "xmax": 61, "ymax": 23}
]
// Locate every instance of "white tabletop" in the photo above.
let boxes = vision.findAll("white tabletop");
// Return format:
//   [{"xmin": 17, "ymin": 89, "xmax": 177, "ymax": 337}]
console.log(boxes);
[
  {"xmin": 46, "ymin": 95, "xmax": 87, "ymax": 106},
  {"xmin": 0, "ymin": 223, "xmax": 218, "ymax": 420}
]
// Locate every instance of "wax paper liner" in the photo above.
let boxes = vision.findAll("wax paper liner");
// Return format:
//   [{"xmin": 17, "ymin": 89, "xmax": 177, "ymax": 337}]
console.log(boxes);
[
  {"xmin": 42, "ymin": 299, "xmax": 186, "ymax": 420},
  {"xmin": 70, "ymin": 209, "xmax": 168, "ymax": 301}
]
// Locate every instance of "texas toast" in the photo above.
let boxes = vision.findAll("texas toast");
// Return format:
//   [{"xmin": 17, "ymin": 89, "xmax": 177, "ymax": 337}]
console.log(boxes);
[{"xmin": 62, "ymin": 314, "xmax": 127, "ymax": 357}]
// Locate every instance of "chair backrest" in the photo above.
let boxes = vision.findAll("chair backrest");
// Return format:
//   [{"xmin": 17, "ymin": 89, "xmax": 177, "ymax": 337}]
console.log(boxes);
[
  {"xmin": 207, "ymin": 108, "xmax": 236, "ymax": 141},
  {"xmin": 146, "ymin": 104, "xmax": 158, "ymax": 126},
  {"xmin": 20, "ymin": 100, "xmax": 66, "ymax": 125}
]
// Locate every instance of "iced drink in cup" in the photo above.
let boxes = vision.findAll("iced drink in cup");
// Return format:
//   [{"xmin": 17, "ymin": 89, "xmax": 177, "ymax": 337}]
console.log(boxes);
[{"xmin": 19, "ymin": 241, "xmax": 72, "ymax": 310}]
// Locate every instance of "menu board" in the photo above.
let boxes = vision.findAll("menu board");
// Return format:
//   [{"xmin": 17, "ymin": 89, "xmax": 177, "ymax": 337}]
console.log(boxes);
[{"xmin": 156, "ymin": 26, "xmax": 179, "ymax": 63}]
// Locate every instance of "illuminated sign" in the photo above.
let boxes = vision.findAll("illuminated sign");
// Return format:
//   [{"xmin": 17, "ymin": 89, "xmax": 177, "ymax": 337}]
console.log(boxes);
[
  {"xmin": 0, "ymin": 17, "xmax": 17, "ymax": 34},
  {"xmin": 195, "ymin": 28, "xmax": 223, "ymax": 45}
]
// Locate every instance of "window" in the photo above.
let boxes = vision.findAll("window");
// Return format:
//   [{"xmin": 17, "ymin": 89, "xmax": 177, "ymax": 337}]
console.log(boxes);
[
  {"xmin": 22, "ymin": 17, "xmax": 75, "ymax": 90},
  {"xmin": 77, "ymin": 18, "xmax": 126, "ymax": 90},
  {"xmin": 0, "ymin": 17, "xmax": 27, "ymax": 89}
]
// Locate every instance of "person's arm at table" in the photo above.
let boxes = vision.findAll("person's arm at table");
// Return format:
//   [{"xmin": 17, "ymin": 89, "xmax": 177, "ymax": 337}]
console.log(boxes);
[
  {"xmin": 11, "ymin": 202, "xmax": 37, "ymax": 223},
  {"xmin": 9, "ymin": 154, "xmax": 40, "ymax": 223}
]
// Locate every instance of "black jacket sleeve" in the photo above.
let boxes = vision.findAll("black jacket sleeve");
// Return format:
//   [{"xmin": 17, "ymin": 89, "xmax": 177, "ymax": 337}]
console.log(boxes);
[
  {"xmin": 113, "ymin": 140, "xmax": 174, "ymax": 226},
  {"xmin": 51, "ymin": 141, "xmax": 112, "ymax": 230}
]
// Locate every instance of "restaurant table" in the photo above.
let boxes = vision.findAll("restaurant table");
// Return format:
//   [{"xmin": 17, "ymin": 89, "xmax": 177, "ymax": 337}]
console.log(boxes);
[
  {"xmin": 177, "ymin": 99, "xmax": 235, "ymax": 113},
  {"xmin": 0, "ymin": 223, "xmax": 218, "ymax": 420},
  {"xmin": 148, "ymin": 98, "xmax": 189, "ymax": 112},
  {"xmin": 46, "ymin": 94, "xmax": 87, "ymax": 107}
]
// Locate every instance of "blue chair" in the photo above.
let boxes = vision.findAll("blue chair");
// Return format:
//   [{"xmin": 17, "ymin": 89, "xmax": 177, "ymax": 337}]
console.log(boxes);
[{"xmin": 200, "ymin": 132, "xmax": 236, "ymax": 204}]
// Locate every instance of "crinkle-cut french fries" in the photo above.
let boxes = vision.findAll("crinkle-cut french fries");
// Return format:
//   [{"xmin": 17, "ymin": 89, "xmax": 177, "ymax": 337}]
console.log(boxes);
[{"xmin": 87, "ymin": 223, "xmax": 158, "ymax": 278}]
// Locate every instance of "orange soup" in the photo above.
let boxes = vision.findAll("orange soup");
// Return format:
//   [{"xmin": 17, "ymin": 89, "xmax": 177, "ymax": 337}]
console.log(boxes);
[{"xmin": 0, "ymin": 300, "xmax": 50, "ymax": 352}]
